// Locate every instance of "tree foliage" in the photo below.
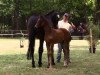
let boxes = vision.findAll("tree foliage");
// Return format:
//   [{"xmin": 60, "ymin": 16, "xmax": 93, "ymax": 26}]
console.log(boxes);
[{"xmin": 0, "ymin": 0, "xmax": 99, "ymax": 30}]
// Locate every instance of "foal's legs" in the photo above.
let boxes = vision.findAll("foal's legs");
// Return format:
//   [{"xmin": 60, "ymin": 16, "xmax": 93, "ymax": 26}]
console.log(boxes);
[
  {"xmin": 49, "ymin": 44, "xmax": 54, "ymax": 68},
  {"xmin": 46, "ymin": 43, "xmax": 53, "ymax": 68},
  {"xmin": 63, "ymin": 42, "xmax": 70, "ymax": 67},
  {"xmin": 66, "ymin": 43, "xmax": 71, "ymax": 64},
  {"xmin": 38, "ymin": 38, "xmax": 44, "ymax": 67},
  {"xmin": 51, "ymin": 45, "xmax": 55, "ymax": 65}
]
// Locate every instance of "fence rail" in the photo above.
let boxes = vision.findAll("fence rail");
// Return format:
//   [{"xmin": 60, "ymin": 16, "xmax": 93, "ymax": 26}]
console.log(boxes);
[
  {"xmin": 0, "ymin": 30, "xmax": 90, "ymax": 40},
  {"xmin": 0, "ymin": 30, "xmax": 28, "ymax": 37}
]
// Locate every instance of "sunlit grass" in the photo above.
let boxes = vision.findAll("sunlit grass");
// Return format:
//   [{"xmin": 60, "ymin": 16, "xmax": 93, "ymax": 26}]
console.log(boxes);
[
  {"xmin": 0, "ymin": 50, "xmax": 100, "ymax": 75},
  {"xmin": 0, "ymin": 39, "xmax": 100, "ymax": 75}
]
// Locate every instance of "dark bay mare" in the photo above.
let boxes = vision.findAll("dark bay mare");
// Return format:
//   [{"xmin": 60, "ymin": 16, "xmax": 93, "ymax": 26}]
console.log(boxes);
[
  {"xmin": 35, "ymin": 16, "xmax": 71, "ymax": 68},
  {"xmin": 27, "ymin": 10, "xmax": 60, "ymax": 67}
]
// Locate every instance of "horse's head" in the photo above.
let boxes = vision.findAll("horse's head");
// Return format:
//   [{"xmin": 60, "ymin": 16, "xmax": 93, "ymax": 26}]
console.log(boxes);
[
  {"xmin": 51, "ymin": 11, "xmax": 60, "ymax": 29},
  {"xmin": 76, "ymin": 23, "xmax": 88, "ymax": 35},
  {"xmin": 46, "ymin": 10, "xmax": 60, "ymax": 29},
  {"xmin": 35, "ymin": 16, "xmax": 45, "ymax": 28}
]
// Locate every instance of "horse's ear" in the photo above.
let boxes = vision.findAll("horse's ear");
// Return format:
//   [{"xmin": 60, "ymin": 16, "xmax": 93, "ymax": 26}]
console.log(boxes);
[
  {"xmin": 38, "ymin": 15, "xmax": 42, "ymax": 18},
  {"xmin": 38, "ymin": 15, "xmax": 41, "ymax": 18},
  {"xmin": 38, "ymin": 15, "xmax": 42, "ymax": 20},
  {"xmin": 40, "ymin": 15, "xmax": 45, "ymax": 19},
  {"xmin": 45, "ymin": 10, "xmax": 55, "ymax": 16}
]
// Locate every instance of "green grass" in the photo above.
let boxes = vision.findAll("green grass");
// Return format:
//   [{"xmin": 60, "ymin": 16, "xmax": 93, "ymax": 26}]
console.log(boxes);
[
  {"xmin": 0, "ymin": 50, "xmax": 100, "ymax": 75},
  {"xmin": 0, "ymin": 39, "xmax": 100, "ymax": 75}
]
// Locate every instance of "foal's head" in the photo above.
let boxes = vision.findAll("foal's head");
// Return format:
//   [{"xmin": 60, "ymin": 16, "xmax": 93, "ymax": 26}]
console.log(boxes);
[{"xmin": 35, "ymin": 16, "xmax": 46, "ymax": 28}]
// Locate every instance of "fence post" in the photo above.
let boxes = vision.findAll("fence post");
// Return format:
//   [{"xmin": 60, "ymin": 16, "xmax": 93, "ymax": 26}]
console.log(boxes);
[
  {"xmin": 11, "ymin": 30, "xmax": 13, "ymax": 38},
  {"xmin": 90, "ymin": 29, "xmax": 93, "ymax": 53},
  {"xmin": 20, "ymin": 30, "xmax": 24, "ymax": 48}
]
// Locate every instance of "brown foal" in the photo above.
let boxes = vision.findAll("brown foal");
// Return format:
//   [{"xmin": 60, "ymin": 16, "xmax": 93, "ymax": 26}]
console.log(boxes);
[{"xmin": 35, "ymin": 16, "xmax": 71, "ymax": 68}]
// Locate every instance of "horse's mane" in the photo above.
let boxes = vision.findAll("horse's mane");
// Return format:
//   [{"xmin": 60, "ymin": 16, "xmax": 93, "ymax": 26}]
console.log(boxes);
[
  {"xmin": 41, "ymin": 15, "xmax": 49, "ymax": 23},
  {"xmin": 45, "ymin": 10, "xmax": 55, "ymax": 16},
  {"xmin": 40, "ymin": 15, "xmax": 53, "ymax": 28}
]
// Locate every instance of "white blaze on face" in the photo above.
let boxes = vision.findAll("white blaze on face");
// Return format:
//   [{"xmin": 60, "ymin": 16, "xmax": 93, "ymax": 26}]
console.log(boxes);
[{"xmin": 57, "ymin": 14, "xmax": 60, "ymax": 18}]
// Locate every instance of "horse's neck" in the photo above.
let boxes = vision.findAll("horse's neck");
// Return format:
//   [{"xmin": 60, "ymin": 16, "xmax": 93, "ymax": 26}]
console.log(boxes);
[
  {"xmin": 43, "ymin": 21, "xmax": 52, "ymax": 34},
  {"xmin": 44, "ymin": 26, "xmax": 51, "ymax": 34}
]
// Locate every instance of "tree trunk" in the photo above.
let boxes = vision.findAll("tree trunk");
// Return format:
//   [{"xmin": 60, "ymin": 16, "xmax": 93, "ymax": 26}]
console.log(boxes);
[
  {"xmin": 89, "ymin": 45, "xmax": 96, "ymax": 53},
  {"xmin": 12, "ymin": 0, "xmax": 20, "ymax": 30},
  {"xmin": 94, "ymin": 0, "xmax": 100, "ymax": 25},
  {"xmin": 29, "ymin": 0, "xmax": 32, "ymax": 11}
]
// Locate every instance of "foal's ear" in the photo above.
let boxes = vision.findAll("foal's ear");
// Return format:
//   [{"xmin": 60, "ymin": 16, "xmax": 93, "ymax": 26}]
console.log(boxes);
[
  {"xmin": 38, "ymin": 15, "xmax": 43, "ymax": 19},
  {"xmin": 41, "ymin": 15, "xmax": 44, "ymax": 18}
]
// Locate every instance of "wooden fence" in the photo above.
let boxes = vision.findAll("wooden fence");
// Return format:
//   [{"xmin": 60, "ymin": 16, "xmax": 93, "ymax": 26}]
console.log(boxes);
[
  {"xmin": 0, "ymin": 30, "xmax": 27, "ymax": 37},
  {"xmin": 0, "ymin": 30, "xmax": 89, "ymax": 40}
]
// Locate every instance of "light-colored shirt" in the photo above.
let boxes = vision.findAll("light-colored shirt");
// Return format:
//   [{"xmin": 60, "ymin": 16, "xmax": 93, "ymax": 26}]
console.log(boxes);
[{"xmin": 58, "ymin": 20, "xmax": 72, "ymax": 32}]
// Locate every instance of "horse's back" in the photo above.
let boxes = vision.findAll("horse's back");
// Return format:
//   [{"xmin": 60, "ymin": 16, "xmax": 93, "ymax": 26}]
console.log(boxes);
[
  {"xmin": 59, "ymin": 28, "xmax": 71, "ymax": 42},
  {"xmin": 28, "ymin": 15, "xmax": 45, "ymax": 39},
  {"xmin": 27, "ymin": 15, "xmax": 38, "ymax": 29},
  {"xmin": 49, "ymin": 28, "xmax": 71, "ymax": 43}
]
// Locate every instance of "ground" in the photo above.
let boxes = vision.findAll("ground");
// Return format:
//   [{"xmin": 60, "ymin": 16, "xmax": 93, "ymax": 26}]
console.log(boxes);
[
  {"xmin": 0, "ymin": 38, "xmax": 96, "ymax": 55},
  {"xmin": 0, "ymin": 38, "xmax": 100, "ymax": 75}
]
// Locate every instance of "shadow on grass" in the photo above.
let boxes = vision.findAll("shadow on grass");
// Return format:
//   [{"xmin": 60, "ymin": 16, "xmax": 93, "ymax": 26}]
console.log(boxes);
[{"xmin": 0, "ymin": 50, "xmax": 100, "ymax": 75}]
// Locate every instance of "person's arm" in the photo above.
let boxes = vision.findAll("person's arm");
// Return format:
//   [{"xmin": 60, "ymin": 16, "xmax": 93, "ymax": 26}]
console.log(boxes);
[
  {"xmin": 71, "ymin": 22, "xmax": 76, "ymax": 29},
  {"xmin": 69, "ymin": 23, "xmax": 74, "ymax": 33}
]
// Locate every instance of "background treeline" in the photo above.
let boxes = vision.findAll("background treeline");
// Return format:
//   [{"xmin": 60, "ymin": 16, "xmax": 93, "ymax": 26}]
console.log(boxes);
[{"xmin": 0, "ymin": 0, "xmax": 100, "ymax": 30}]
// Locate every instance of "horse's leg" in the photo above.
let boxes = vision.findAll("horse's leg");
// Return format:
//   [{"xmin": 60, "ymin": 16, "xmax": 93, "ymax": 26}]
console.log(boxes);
[
  {"xmin": 31, "ymin": 47, "xmax": 35, "ymax": 68},
  {"xmin": 46, "ymin": 43, "xmax": 53, "ymax": 68},
  {"xmin": 49, "ymin": 44, "xmax": 53, "ymax": 68},
  {"xmin": 27, "ymin": 36, "xmax": 32, "ymax": 60},
  {"xmin": 46, "ymin": 43, "xmax": 50, "ymax": 68},
  {"xmin": 38, "ymin": 38, "xmax": 44, "ymax": 67},
  {"xmin": 27, "ymin": 33, "xmax": 35, "ymax": 67},
  {"xmin": 63, "ymin": 43, "xmax": 68, "ymax": 67},
  {"xmin": 66, "ymin": 42, "xmax": 71, "ymax": 64},
  {"xmin": 51, "ymin": 45, "xmax": 55, "ymax": 65},
  {"xmin": 27, "ymin": 33, "xmax": 35, "ymax": 59}
]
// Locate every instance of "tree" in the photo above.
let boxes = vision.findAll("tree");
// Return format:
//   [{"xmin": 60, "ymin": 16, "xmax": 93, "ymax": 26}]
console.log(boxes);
[
  {"xmin": 12, "ymin": 0, "xmax": 21, "ymax": 30},
  {"xmin": 94, "ymin": 0, "xmax": 100, "ymax": 25},
  {"xmin": 0, "ymin": 0, "xmax": 98, "ymax": 30}
]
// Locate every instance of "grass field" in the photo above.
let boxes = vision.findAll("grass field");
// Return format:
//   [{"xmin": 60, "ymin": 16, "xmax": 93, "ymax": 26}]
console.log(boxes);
[{"xmin": 0, "ymin": 39, "xmax": 100, "ymax": 75}]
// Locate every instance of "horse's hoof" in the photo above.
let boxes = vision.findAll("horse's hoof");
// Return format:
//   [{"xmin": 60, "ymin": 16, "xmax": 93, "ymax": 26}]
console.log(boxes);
[
  {"xmin": 27, "ymin": 54, "xmax": 32, "ymax": 60},
  {"xmin": 69, "ymin": 61, "xmax": 71, "ymax": 63},
  {"xmin": 49, "ymin": 66, "xmax": 53, "ymax": 69},
  {"xmin": 38, "ymin": 64, "xmax": 42, "ymax": 67},
  {"xmin": 63, "ymin": 63, "xmax": 68, "ymax": 67},
  {"xmin": 27, "ymin": 57, "xmax": 31, "ymax": 60},
  {"xmin": 47, "ymin": 65, "xmax": 53, "ymax": 68},
  {"xmin": 47, "ymin": 64, "xmax": 53, "ymax": 68},
  {"xmin": 52, "ymin": 62, "xmax": 55, "ymax": 65},
  {"xmin": 38, "ymin": 62, "xmax": 42, "ymax": 67},
  {"xmin": 63, "ymin": 64, "xmax": 68, "ymax": 67},
  {"xmin": 47, "ymin": 66, "xmax": 49, "ymax": 68},
  {"xmin": 57, "ymin": 60, "xmax": 60, "ymax": 63},
  {"xmin": 32, "ymin": 65, "xmax": 36, "ymax": 68},
  {"xmin": 47, "ymin": 65, "xmax": 50, "ymax": 68}
]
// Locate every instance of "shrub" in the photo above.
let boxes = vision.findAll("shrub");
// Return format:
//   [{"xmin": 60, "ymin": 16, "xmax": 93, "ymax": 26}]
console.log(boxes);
[{"xmin": 86, "ymin": 22, "xmax": 100, "ymax": 51}]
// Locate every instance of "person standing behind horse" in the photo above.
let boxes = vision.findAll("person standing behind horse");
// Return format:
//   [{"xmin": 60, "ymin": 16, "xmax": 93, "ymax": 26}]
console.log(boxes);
[{"xmin": 56, "ymin": 13, "xmax": 75, "ymax": 63}]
